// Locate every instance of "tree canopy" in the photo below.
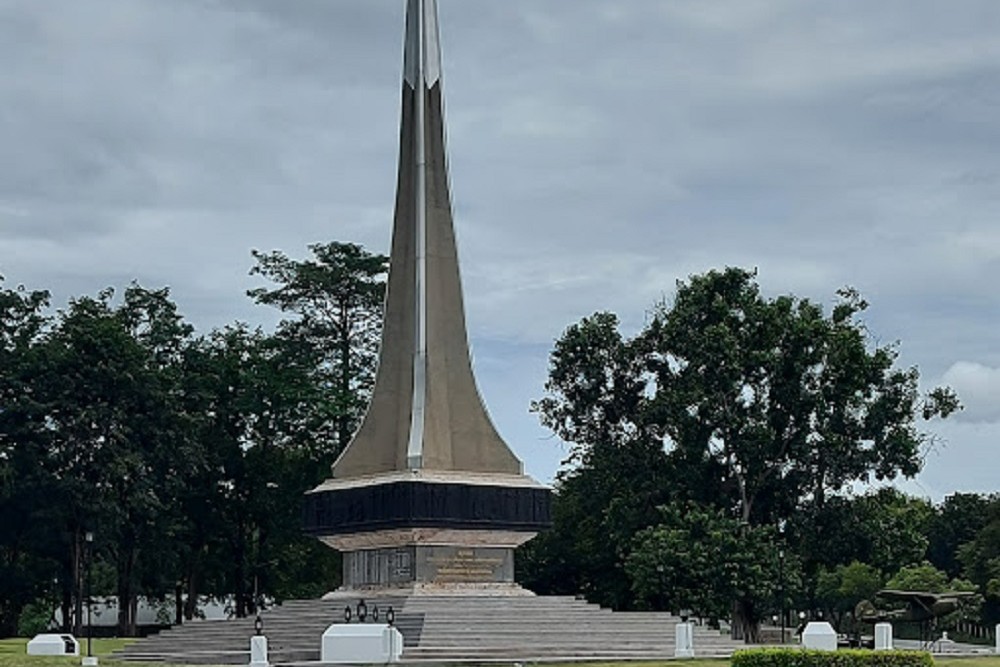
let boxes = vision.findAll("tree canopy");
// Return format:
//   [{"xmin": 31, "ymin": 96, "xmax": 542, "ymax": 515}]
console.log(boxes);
[
  {"xmin": 528, "ymin": 267, "xmax": 964, "ymax": 640},
  {"xmin": 0, "ymin": 242, "xmax": 386, "ymax": 637}
]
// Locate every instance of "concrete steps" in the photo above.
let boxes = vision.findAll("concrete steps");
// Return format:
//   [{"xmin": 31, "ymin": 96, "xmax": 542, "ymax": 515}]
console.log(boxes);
[{"xmin": 116, "ymin": 594, "xmax": 748, "ymax": 663}]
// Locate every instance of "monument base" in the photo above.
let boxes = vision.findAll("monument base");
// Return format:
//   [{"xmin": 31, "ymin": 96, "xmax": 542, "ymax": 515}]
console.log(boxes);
[
  {"xmin": 323, "ymin": 582, "xmax": 535, "ymax": 599},
  {"xmin": 318, "ymin": 527, "xmax": 536, "ymax": 592},
  {"xmin": 304, "ymin": 471, "xmax": 550, "ymax": 593}
]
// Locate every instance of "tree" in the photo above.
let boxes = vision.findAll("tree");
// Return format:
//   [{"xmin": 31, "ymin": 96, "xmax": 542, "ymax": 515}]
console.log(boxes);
[
  {"xmin": 855, "ymin": 488, "xmax": 933, "ymax": 577},
  {"xmin": 815, "ymin": 561, "xmax": 882, "ymax": 631},
  {"xmin": 0, "ymin": 280, "xmax": 56, "ymax": 636},
  {"xmin": 533, "ymin": 267, "xmax": 959, "ymax": 639},
  {"xmin": 176, "ymin": 324, "xmax": 343, "ymax": 618},
  {"xmin": 0, "ymin": 241, "xmax": 387, "ymax": 635},
  {"xmin": 885, "ymin": 561, "xmax": 974, "ymax": 593},
  {"xmin": 957, "ymin": 500, "xmax": 1000, "ymax": 623},
  {"xmin": 248, "ymin": 242, "xmax": 387, "ymax": 457},
  {"xmin": 639, "ymin": 269, "xmax": 959, "ymax": 524},
  {"xmin": 928, "ymin": 493, "xmax": 996, "ymax": 579},
  {"xmin": 518, "ymin": 435, "xmax": 673, "ymax": 609},
  {"xmin": 24, "ymin": 286, "xmax": 195, "ymax": 636},
  {"xmin": 626, "ymin": 503, "xmax": 796, "ymax": 634},
  {"xmin": 526, "ymin": 313, "xmax": 673, "ymax": 609}
]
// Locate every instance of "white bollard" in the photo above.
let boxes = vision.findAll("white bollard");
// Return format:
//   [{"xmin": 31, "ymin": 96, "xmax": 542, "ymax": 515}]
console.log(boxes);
[
  {"xmin": 874, "ymin": 623, "xmax": 893, "ymax": 650},
  {"xmin": 801, "ymin": 622, "xmax": 838, "ymax": 651},
  {"xmin": 674, "ymin": 622, "xmax": 694, "ymax": 658},
  {"xmin": 995, "ymin": 624, "xmax": 999, "ymax": 654},
  {"xmin": 249, "ymin": 635, "xmax": 268, "ymax": 667}
]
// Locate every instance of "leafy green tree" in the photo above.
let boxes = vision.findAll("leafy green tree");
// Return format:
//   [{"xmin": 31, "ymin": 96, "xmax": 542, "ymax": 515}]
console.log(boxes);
[
  {"xmin": 518, "ymin": 436, "xmax": 673, "ymax": 609},
  {"xmin": 0, "ymin": 240, "xmax": 387, "ymax": 634},
  {"xmin": 0, "ymin": 281, "xmax": 57, "ymax": 637},
  {"xmin": 526, "ymin": 313, "xmax": 673, "ymax": 609},
  {"xmin": 179, "ymin": 325, "xmax": 341, "ymax": 617},
  {"xmin": 856, "ymin": 489, "xmax": 933, "ymax": 576},
  {"xmin": 885, "ymin": 561, "xmax": 973, "ymax": 593},
  {"xmin": 928, "ymin": 493, "xmax": 996, "ymax": 578},
  {"xmin": 639, "ymin": 269, "xmax": 958, "ymax": 523},
  {"xmin": 248, "ymin": 242, "xmax": 387, "ymax": 456},
  {"xmin": 533, "ymin": 268, "xmax": 958, "ymax": 639},
  {"xmin": 815, "ymin": 561, "xmax": 883, "ymax": 630},
  {"xmin": 26, "ymin": 286, "xmax": 194, "ymax": 635},
  {"xmin": 792, "ymin": 488, "xmax": 932, "ymax": 622},
  {"xmin": 626, "ymin": 502, "xmax": 797, "ymax": 635},
  {"xmin": 957, "ymin": 500, "xmax": 1000, "ymax": 623}
]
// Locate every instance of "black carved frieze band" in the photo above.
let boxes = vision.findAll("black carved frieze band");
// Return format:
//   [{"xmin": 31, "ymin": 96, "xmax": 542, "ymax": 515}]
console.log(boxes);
[{"xmin": 303, "ymin": 481, "xmax": 552, "ymax": 536}]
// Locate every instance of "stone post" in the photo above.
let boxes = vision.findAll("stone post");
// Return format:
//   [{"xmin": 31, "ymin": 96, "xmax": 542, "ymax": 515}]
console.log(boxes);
[
  {"xmin": 249, "ymin": 636, "xmax": 268, "ymax": 667},
  {"xmin": 874, "ymin": 623, "xmax": 892, "ymax": 650},
  {"xmin": 674, "ymin": 622, "xmax": 694, "ymax": 658}
]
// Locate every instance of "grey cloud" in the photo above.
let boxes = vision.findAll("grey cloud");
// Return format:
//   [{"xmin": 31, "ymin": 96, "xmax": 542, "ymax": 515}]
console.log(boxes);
[
  {"xmin": 3, "ymin": 0, "xmax": 999, "ymax": 492},
  {"xmin": 941, "ymin": 362, "xmax": 1000, "ymax": 423}
]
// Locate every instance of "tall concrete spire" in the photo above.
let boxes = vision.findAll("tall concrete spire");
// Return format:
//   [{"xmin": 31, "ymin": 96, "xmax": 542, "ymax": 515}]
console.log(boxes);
[
  {"xmin": 330, "ymin": 0, "xmax": 522, "ymax": 478},
  {"xmin": 305, "ymin": 0, "xmax": 550, "ymax": 593}
]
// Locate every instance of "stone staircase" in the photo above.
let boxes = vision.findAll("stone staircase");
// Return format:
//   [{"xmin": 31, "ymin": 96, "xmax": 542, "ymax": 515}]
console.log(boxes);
[{"xmin": 116, "ymin": 595, "xmax": 748, "ymax": 664}]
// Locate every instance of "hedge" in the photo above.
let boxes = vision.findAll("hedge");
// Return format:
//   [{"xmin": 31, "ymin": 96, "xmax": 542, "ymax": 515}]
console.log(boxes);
[{"xmin": 732, "ymin": 648, "xmax": 933, "ymax": 667}]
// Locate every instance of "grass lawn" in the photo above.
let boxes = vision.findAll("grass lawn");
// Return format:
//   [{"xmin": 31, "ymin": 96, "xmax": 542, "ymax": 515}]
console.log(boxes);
[
  {"xmin": 934, "ymin": 659, "xmax": 1000, "ymax": 667},
  {"xmin": 562, "ymin": 660, "xmax": 1000, "ymax": 667},
  {"xmin": 0, "ymin": 638, "xmax": 135, "ymax": 667},
  {"xmin": 567, "ymin": 661, "xmax": 1000, "ymax": 667},
  {"xmin": 0, "ymin": 643, "xmax": 996, "ymax": 667}
]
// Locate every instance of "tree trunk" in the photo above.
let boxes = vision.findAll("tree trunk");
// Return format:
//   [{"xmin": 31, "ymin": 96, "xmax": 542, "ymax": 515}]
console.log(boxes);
[
  {"xmin": 116, "ymin": 542, "xmax": 138, "ymax": 636},
  {"xmin": 174, "ymin": 582, "xmax": 183, "ymax": 626},
  {"xmin": 61, "ymin": 586, "xmax": 72, "ymax": 633},
  {"xmin": 129, "ymin": 596, "xmax": 138, "ymax": 636},
  {"xmin": 731, "ymin": 597, "xmax": 760, "ymax": 643},
  {"xmin": 730, "ymin": 598, "xmax": 760, "ymax": 644},
  {"xmin": 72, "ymin": 529, "xmax": 83, "ymax": 637},
  {"xmin": 234, "ymin": 522, "xmax": 248, "ymax": 618},
  {"xmin": 183, "ymin": 566, "xmax": 199, "ymax": 621}
]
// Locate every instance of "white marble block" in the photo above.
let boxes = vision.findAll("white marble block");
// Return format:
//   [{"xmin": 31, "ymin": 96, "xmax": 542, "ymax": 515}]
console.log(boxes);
[
  {"xmin": 27, "ymin": 634, "xmax": 78, "ymax": 656},
  {"xmin": 874, "ymin": 623, "xmax": 893, "ymax": 650},
  {"xmin": 320, "ymin": 624, "xmax": 403, "ymax": 664},
  {"xmin": 674, "ymin": 622, "xmax": 694, "ymax": 658},
  {"xmin": 250, "ymin": 635, "xmax": 268, "ymax": 667},
  {"xmin": 801, "ymin": 622, "xmax": 837, "ymax": 651}
]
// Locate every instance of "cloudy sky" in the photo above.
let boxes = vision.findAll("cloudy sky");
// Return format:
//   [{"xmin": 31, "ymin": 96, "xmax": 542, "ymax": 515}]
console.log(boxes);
[{"xmin": 3, "ymin": 1, "xmax": 999, "ymax": 501}]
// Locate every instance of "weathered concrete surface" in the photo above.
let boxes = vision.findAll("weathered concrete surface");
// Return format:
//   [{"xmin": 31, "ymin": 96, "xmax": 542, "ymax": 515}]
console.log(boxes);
[{"xmin": 330, "ymin": 0, "xmax": 522, "ymax": 479}]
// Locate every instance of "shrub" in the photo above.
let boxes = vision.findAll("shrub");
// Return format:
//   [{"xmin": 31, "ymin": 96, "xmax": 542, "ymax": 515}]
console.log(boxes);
[
  {"xmin": 732, "ymin": 648, "xmax": 933, "ymax": 667},
  {"xmin": 16, "ymin": 600, "xmax": 56, "ymax": 637}
]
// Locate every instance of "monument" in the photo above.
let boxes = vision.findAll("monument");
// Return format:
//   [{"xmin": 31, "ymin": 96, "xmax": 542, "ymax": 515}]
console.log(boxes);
[{"xmin": 302, "ymin": 0, "xmax": 551, "ymax": 594}]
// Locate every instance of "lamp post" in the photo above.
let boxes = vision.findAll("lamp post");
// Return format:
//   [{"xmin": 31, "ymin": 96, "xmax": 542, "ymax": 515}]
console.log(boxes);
[
  {"xmin": 84, "ymin": 531, "xmax": 96, "ymax": 667},
  {"xmin": 778, "ymin": 520, "xmax": 786, "ymax": 644},
  {"xmin": 253, "ymin": 572, "xmax": 263, "ymax": 640}
]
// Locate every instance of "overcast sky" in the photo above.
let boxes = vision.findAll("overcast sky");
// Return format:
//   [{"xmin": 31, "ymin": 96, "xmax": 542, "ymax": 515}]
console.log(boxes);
[{"xmin": 3, "ymin": 1, "xmax": 999, "ymax": 501}]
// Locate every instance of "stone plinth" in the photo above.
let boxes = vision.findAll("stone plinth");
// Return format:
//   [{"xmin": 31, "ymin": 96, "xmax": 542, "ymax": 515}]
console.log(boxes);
[
  {"xmin": 344, "ymin": 545, "xmax": 513, "ymax": 588},
  {"xmin": 802, "ymin": 622, "xmax": 837, "ymax": 651},
  {"xmin": 305, "ymin": 472, "xmax": 549, "ymax": 591},
  {"xmin": 874, "ymin": 623, "xmax": 892, "ymax": 650},
  {"xmin": 320, "ymin": 624, "xmax": 403, "ymax": 664},
  {"xmin": 27, "ymin": 634, "xmax": 78, "ymax": 657}
]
